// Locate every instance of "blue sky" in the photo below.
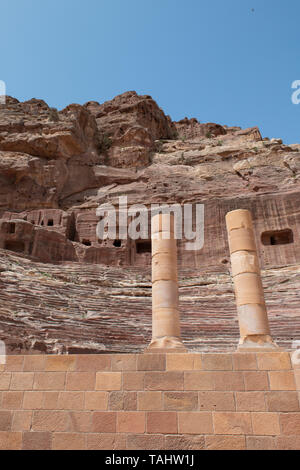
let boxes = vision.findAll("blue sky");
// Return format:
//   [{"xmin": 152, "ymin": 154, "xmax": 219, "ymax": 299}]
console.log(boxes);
[{"xmin": 1, "ymin": 0, "xmax": 300, "ymax": 143}]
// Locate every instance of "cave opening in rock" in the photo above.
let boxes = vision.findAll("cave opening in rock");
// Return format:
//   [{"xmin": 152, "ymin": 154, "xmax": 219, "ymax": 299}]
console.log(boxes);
[
  {"xmin": 113, "ymin": 239, "xmax": 122, "ymax": 247},
  {"xmin": 136, "ymin": 240, "xmax": 152, "ymax": 254},
  {"xmin": 82, "ymin": 239, "xmax": 91, "ymax": 246},
  {"xmin": 9, "ymin": 223, "xmax": 16, "ymax": 234},
  {"xmin": 5, "ymin": 240, "xmax": 25, "ymax": 253},
  {"xmin": 261, "ymin": 229, "xmax": 293, "ymax": 246},
  {"xmin": 47, "ymin": 219, "xmax": 54, "ymax": 226},
  {"xmin": 67, "ymin": 212, "xmax": 76, "ymax": 241}
]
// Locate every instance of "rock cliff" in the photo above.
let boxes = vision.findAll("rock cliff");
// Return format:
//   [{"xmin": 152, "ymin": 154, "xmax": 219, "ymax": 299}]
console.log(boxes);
[{"xmin": 0, "ymin": 91, "xmax": 299, "ymax": 353}]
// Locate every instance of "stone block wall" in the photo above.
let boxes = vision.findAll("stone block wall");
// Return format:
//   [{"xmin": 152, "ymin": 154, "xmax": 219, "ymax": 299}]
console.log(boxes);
[{"xmin": 0, "ymin": 352, "xmax": 299, "ymax": 450}]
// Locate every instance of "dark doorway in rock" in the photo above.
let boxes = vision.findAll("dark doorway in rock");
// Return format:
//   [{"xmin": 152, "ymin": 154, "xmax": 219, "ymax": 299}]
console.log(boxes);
[
  {"xmin": 47, "ymin": 219, "xmax": 54, "ymax": 226},
  {"xmin": 5, "ymin": 240, "xmax": 25, "ymax": 253},
  {"xmin": 261, "ymin": 229, "xmax": 293, "ymax": 246},
  {"xmin": 82, "ymin": 239, "xmax": 91, "ymax": 246},
  {"xmin": 9, "ymin": 223, "xmax": 16, "ymax": 234},
  {"xmin": 136, "ymin": 240, "xmax": 152, "ymax": 254},
  {"xmin": 113, "ymin": 239, "xmax": 122, "ymax": 247},
  {"xmin": 67, "ymin": 212, "xmax": 76, "ymax": 241}
]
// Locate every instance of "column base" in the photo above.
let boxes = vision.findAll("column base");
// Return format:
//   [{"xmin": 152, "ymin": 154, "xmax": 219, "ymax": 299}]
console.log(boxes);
[
  {"xmin": 145, "ymin": 336, "xmax": 187, "ymax": 353},
  {"xmin": 237, "ymin": 334, "xmax": 281, "ymax": 352}
]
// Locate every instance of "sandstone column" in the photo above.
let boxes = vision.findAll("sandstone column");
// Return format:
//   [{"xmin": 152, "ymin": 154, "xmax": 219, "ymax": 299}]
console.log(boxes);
[
  {"xmin": 225, "ymin": 209, "xmax": 279, "ymax": 351},
  {"xmin": 147, "ymin": 213, "xmax": 186, "ymax": 352}
]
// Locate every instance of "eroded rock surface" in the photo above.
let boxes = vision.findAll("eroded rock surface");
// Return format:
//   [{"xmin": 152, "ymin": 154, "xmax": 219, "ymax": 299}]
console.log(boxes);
[{"xmin": 0, "ymin": 91, "xmax": 299, "ymax": 353}]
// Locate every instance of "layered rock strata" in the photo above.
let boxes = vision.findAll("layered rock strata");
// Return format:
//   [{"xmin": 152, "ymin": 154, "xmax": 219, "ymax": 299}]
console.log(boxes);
[{"xmin": 0, "ymin": 91, "xmax": 299, "ymax": 353}]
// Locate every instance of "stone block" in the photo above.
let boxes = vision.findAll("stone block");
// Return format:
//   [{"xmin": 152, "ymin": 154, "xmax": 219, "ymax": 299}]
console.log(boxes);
[
  {"xmin": 163, "ymin": 392, "xmax": 198, "ymax": 411},
  {"xmin": 256, "ymin": 352, "xmax": 291, "ymax": 370},
  {"xmin": 213, "ymin": 412, "xmax": 252, "ymax": 435},
  {"xmin": 23, "ymin": 391, "xmax": 44, "ymax": 410},
  {"xmin": 166, "ymin": 353, "xmax": 195, "ymax": 371},
  {"xmin": 23, "ymin": 356, "xmax": 46, "ymax": 372},
  {"xmin": 10, "ymin": 372, "xmax": 34, "ymax": 390},
  {"xmin": 123, "ymin": 372, "xmax": 144, "ymax": 390},
  {"xmin": 116, "ymin": 411, "xmax": 145, "ymax": 433},
  {"xmin": 95, "ymin": 372, "xmax": 121, "ymax": 391},
  {"xmin": 198, "ymin": 391, "xmax": 235, "ymax": 411},
  {"xmin": 165, "ymin": 434, "xmax": 205, "ymax": 450},
  {"xmin": 184, "ymin": 371, "xmax": 214, "ymax": 390},
  {"xmin": 205, "ymin": 435, "xmax": 246, "ymax": 450},
  {"xmin": 1, "ymin": 391, "xmax": 23, "ymax": 409},
  {"xmin": 86, "ymin": 433, "xmax": 126, "ymax": 450},
  {"xmin": 11, "ymin": 410, "xmax": 32, "ymax": 431},
  {"xmin": 32, "ymin": 410, "xmax": 70, "ymax": 432},
  {"xmin": 137, "ymin": 354, "xmax": 166, "ymax": 371},
  {"xmin": 111, "ymin": 354, "xmax": 136, "ymax": 371},
  {"xmin": 42, "ymin": 391, "xmax": 59, "ymax": 409},
  {"xmin": 280, "ymin": 413, "xmax": 300, "ymax": 435},
  {"xmin": 0, "ymin": 431, "xmax": 22, "ymax": 450},
  {"xmin": 84, "ymin": 391, "xmax": 108, "ymax": 410},
  {"xmin": 76, "ymin": 355, "xmax": 111, "ymax": 372},
  {"xmin": 147, "ymin": 411, "xmax": 177, "ymax": 434},
  {"xmin": 232, "ymin": 353, "xmax": 257, "ymax": 370},
  {"xmin": 269, "ymin": 371, "xmax": 296, "ymax": 391},
  {"xmin": 92, "ymin": 411, "xmax": 116, "ymax": 433},
  {"xmin": 57, "ymin": 391, "xmax": 85, "ymax": 410},
  {"xmin": 33, "ymin": 372, "xmax": 65, "ymax": 391},
  {"xmin": 137, "ymin": 391, "xmax": 162, "ymax": 410},
  {"xmin": 252, "ymin": 412, "xmax": 280, "ymax": 435},
  {"xmin": 108, "ymin": 391, "xmax": 137, "ymax": 411},
  {"xmin": 214, "ymin": 371, "xmax": 244, "ymax": 391},
  {"xmin": 4, "ymin": 356, "xmax": 24, "ymax": 372},
  {"xmin": 127, "ymin": 434, "xmax": 165, "ymax": 450},
  {"xmin": 244, "ymin": 371, "xmax": 269, "ymax": 391},
  {"xmin": 22, "ymin": 431, "xmax": 51, "ymax": 450},
  {"xmin": 202, "ymin": 353, "xmax": 233, "ymax": 370},
  {"xmin": 178, "ymin": 411, "xmax": 213, "ymax": 434},
  {"xmin": 145, "ymin": 371, "xmax": 183, "ymax": 391},
  {"xmin": 66, "ymin": 372, "xmax": 95, "ymax": 391},
  {"xmin": 0, "ymin": 410, "xmax": 12, "ymax": 431},
  {"xmin": 246, "ymin": 436, "xmax": 276, "ymax": 450},
  {"xmin": 235, "ymin": 392, "xmax": 266, "ymax": 411},
  {"xmin": 0, "ymin": 373, "xmax": 11, "ymax": 390},
  {"xmin": 265, "ymin": 391, "xmax": 300, "ymax": 412},
  {"xmin": 52, "ymin": 433, "xmax": 86, "ymax": 450},
  {"xmin": 45, "ymin": 355, "xmax": 76, "ymax": 372}
]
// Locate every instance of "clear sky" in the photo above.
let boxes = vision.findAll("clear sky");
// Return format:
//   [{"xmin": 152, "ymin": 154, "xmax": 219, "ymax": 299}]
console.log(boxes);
[{"xmin": 1, "ymin": 0, "xmax": 300, "ymax": 143}]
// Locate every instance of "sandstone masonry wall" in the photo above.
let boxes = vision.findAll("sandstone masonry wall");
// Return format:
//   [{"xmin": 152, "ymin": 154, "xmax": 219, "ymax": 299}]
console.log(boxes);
[{"xmin": 0, "ymin": 352, "xmax": 299, "ymax": 450}]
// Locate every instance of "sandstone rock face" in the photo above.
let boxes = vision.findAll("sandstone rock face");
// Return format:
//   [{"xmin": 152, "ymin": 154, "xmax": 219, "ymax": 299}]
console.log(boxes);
[
  {"xmin": 0, "ymin": 91, "xmax": 300, "ymax": 354},
  {"xmin": 85, "ymin": 91, "xmax": 176, "ymax": 141},
  {"xmin": 174, "ymin": 117, "xmax": 226, "ymax": 141},
  {"xmin": 85, "ymin": 91, "xmax": 177, "ymax": 168}
]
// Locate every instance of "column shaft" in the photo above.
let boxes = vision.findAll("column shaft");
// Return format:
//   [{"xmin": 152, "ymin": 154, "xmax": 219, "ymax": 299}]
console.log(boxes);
[
  {"xmin": 146, "ymin": 213, "xmax": 186, "ymax": 352},
  {"xmin": 226, "ymin": 209, "xmax": 279, "ymax": 351}
]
